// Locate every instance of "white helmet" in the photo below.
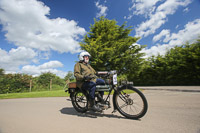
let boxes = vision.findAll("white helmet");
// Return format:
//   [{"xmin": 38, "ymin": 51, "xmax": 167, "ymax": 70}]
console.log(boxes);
[{"xmin": 79, "ymin": 51, "xmax": 91, "ymax": 61}]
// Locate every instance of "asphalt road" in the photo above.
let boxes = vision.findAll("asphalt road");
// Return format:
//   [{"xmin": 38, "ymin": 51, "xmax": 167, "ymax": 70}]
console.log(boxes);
[{"xmin": 0, "ymin": 86, "xmax": 200, "ymax": 133}]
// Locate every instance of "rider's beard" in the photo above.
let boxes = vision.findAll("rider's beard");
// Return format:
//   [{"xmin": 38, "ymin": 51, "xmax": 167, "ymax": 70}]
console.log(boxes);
[{"xmin": 84, "ymin": 58, "xmax": 89, "ymax": 63}]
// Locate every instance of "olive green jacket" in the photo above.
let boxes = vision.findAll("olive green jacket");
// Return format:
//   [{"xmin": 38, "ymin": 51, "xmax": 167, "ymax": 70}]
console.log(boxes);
[{"xmin": 74, "ymin": 62, "xmax": 97, "ymax": 89}]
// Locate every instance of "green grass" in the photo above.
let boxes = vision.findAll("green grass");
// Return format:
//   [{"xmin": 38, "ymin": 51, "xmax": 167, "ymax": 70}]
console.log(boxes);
[
  {"xmin": 0, "ymin": 90, "xmax": 69, "ymax": 99},
  {"xmin": 0, "ymin": 88, "xmax": 143, "ymax": 99}
]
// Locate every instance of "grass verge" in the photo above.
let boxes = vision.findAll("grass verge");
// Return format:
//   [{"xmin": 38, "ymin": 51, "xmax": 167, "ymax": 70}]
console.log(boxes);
[
  {"xmin": 0, "ymin": 90, "xmax": 69, "ymax": 99},
  {"xmin": 0, "ymin": 88, "xmax": 143, "ymax": 99}
]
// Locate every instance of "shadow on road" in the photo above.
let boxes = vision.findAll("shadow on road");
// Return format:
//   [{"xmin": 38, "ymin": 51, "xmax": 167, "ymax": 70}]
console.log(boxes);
[{"xmin": 60, "ymin": 107, "xmax": 139, "ymax": 120}]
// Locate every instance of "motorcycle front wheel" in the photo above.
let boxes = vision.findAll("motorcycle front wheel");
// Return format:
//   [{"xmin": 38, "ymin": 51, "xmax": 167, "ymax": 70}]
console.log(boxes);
[
  {"xmin": 71, "ymin": 90, "xmax": 88, "ymax": 113},
  {"xmin": 113, "ymin": 86, "xmax": 148, "ymax": 119}
]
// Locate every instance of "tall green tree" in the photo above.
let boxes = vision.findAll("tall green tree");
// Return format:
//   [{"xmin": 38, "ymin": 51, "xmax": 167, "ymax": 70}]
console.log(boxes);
[{"xmin": 80, "ymin": 17, "xmax": 145, "ymax": 79}]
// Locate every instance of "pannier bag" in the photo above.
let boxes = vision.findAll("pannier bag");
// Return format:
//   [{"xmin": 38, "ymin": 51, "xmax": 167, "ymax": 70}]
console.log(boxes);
[{"xmin": 68, "ymin": 82, "xmax": 77, "ymax": 88}]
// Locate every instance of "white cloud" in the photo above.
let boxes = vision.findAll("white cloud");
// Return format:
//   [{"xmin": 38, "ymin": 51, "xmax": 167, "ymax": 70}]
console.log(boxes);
[
  {"xmin": 0, "ymin": 47, "xmax": 37, "ymax": 72},
  {"xmin": 129, "ymin": 0, "xmax": 160, "ymax": 18},
  {"xmin": 0, "ymin": 47, "xmax": 67, "ymax": 78},
  {"xmin": 167, "ymin": 19, "xmax": 200, "ymax": 46},
  {"xmin": 134, "ymin": 0, "xmax": 192, "ymax": 37},
  {"xmin": 135, "ymin": 11, "xmax": 166, "ymax": 37},
  {"xmin": 183, "ymin": 7, "xmax": 189, "ymax": 13},
  {"xmin": 141, "ymin": 19, "xmax": 200, "ymax": 58},
  {"xmin": 153, "ymin": 29, "xmax": 170, "ymax": 42},
  {"xmin": 0, "ymin": 0, "xmax": 86, "ymax": 53},
  {"xmin": 39, "ymin": 61, "xmax": 63, "ymax": 69},
  {"xmin": 21, "ymin": 61, "xmax": 67, "ymax": 78},
  {"xmin": 141, "ymin": 44, "xmax": 170, "ymax": 58},
  {"xmin": 95, "ymin": 1, "xmax": 108, "ymax": 18}
]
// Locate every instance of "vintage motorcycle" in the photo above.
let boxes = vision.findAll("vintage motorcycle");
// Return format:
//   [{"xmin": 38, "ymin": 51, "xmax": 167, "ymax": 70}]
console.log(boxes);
[{"xmin": 65, "ymin": 71, "xmax": 148, "ymax": 119}]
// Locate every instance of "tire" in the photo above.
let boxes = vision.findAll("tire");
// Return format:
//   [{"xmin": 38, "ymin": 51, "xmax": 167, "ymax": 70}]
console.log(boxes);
[
  {"xmin": 71, "ymin": 90, "xmax": 88, "ymax": 113},
  {"xmin": 113, "ymin": 85, "xmax": 148, "ymax": 119}
]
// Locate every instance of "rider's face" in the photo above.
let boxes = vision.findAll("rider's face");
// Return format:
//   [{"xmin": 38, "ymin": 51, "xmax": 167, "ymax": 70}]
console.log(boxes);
[{"xmin": 83, "ymin": 56, "xmax": 89, "ymax": 63}]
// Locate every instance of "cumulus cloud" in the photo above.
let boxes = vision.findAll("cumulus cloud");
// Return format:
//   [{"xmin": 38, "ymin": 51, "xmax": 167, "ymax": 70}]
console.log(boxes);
[
  {"xmin": 128, "ymin": 0, "xmax": 160, "ymax": 18},
  {"xmin": 167, "ymin": 19, "xmax": 200, "ymax": 46},
  {"xmin": 21, "ymin": 61, "xmax": 67, "ymax": 78},
  {"xmin": 141, "ymin": 44, "xmax": 170, "ymax": 58},
  {"xmin": 0, "ymin": 0, "xmax": 86, "ymax": 53},
  {"xmin": 95, "ymin": 1, "xmax": 108, "ymax": 18},
  {"xmin": 0, "ymin": 47, "xmax": 37, "ymax": 72},
  {"xmin": 134, "ymin": 0, "xmax": 192, "ymax": 37},
  {"xmin": 153, "ymin": 29, "xmax": 170, "ymax": 42},
  {"xmin": 135, "ymin": 12, "xmax": 166, "ymax": 37},
  {"xmin": 141, "ymin": 19, "xmax": 200, "ymax": 58}
]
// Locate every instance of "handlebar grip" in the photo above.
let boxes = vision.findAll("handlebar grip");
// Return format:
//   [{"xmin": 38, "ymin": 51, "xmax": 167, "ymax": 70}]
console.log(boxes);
[{"xmin": 97, "ymin": 71, "xmax": 108, "ymax": 75}]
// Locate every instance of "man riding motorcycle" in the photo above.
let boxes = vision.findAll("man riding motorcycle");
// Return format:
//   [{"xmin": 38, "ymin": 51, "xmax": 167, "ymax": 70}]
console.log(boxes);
[{"xmin": 74, "ymin": 51, "xmax": 105, "ymax": 112}]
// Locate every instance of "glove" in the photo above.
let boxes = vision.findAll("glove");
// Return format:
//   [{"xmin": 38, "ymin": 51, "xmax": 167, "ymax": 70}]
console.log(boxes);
[{"xmin": 84, "ymin": 76, "xmax": 92, "ymax": 81}]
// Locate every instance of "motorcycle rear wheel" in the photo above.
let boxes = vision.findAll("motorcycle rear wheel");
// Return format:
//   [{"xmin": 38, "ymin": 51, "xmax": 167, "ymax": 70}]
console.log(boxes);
[
  {"xmin": 71, "ymin": 90, "xmax": 88, "ymax": 113},
  {"xmin": 113, "ymin": 86, "xmax": 148, "ymax": 119}
]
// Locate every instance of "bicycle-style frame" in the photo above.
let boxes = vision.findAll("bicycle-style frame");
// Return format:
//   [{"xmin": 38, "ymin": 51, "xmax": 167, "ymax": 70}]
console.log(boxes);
[{"xmin": 66, "ymin": 71, "xmax": 148, "ymax": 119}]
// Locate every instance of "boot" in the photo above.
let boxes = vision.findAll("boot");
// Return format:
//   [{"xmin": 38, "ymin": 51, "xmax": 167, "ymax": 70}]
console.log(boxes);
[
  {"xmin": 97, "ymin": 93, "xmax": 104, "ymax": 102},
  {"xmin": 89, "ymin": 99, "xmax": 102, "ymax": 112},
  {"xmin": 96, "ymin": 93, "xmax": 109, "ymax": 109}
]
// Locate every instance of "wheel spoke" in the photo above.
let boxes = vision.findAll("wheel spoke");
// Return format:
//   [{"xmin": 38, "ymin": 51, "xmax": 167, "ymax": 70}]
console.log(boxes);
[
  {"xmin": 115, "ymin": 87, "xmax": 147, "ymax": 119},
  {"xmin": 119, "ymin": 103, "xmax": 128, "ymax": 109},
  {"xmin": 130, "ymin": 104, "xmax": 139, "ymax": 114},
  {"xmin": 73, "ymin": 91, "xmax": 88, "ymax": 112}
]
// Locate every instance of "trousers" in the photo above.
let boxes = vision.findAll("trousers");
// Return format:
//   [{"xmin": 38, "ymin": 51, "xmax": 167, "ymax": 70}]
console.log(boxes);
[{"xmin": 82, "ymin": 78, "xmax": 105, "ymax": 99}]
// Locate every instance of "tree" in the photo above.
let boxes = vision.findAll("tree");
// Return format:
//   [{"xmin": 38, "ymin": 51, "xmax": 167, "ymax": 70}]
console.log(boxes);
[
  {"xmin": 37, "ymin": 72, "xmax": 56, "ymax": 87},
  {"xmin": 0, "ymin": 68, "xmax": 5, "ymax": 93},
  {"xmin": 36, "ymin": 72, "xmax": 65, "ymax": 90},
  {"xmin": 0, "ymin": 70, "xmax": 66, "ymax": 93},
  {"xmin": 164, "ymin": 41, "xmax": 200, "ymax": 85},
  {"xmin": 0, "ymin": 68, "xmax": 4, "ymax": 76},
  {"xmin": 134, "ymin": 39, "xmax": 200, "ymax": 85},
  {"xmin": 0, "ymin": 73, "xmax": 32, "ymax": 94},
  {"xmin": 80, "ymin": 17, "xmax": 146, "ymax": 79},
  {"xmin": 64, "ymin": 71, "xmax": 75, "ymax": 81}
]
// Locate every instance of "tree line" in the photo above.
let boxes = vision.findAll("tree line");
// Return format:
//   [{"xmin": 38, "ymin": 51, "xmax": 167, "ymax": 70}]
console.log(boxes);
[
  {"xmin": 130, "ymin": 41, "xmax": 200, "ymax": 86},
  {"xmin": 0, "ymin": 70, "xmax": 75, "ymax": 94}
]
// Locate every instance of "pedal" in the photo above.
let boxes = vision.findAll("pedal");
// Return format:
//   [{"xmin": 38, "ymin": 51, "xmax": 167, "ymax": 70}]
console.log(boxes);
[{"xmin": 97, "ymin": 103, "xmax": 109, "ymax": 110}]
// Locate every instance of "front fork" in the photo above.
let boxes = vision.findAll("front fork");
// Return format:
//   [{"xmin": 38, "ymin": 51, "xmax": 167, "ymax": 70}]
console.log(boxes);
[
  {"xmin": 112, "ymin": 85, "xmax": 129, "ymax": 113},
  {"xmin": 112, "ymin": 87, "xmax": 118, "ymax": 113}
]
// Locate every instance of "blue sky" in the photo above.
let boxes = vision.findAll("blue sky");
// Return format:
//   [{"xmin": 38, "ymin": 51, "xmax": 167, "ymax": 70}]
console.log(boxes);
[{"xmin": 0, "ymin": 0, "xmax": 200, "ymax": 78}]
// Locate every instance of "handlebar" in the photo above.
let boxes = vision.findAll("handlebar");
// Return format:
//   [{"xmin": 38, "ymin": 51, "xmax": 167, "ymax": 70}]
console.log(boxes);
[
  {"xmin": 97, "ymin": 70, "xmax": 117, "ymax": 76},
  {"xmin": 108, "ymin": 70, "xmax": 117, "ymax": 75}
]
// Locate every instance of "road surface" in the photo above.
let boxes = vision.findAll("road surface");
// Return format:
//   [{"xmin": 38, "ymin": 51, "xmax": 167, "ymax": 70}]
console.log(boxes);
[{"xmin": 0, "ymin": 86, "xmax": 200, "ymax": 133}]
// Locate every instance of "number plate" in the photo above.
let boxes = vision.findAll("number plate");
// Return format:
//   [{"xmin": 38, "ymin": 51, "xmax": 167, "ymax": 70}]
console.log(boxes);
[{"xmin": 113, "ymin": 74, "xmax": 117, "ymax": 85}]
